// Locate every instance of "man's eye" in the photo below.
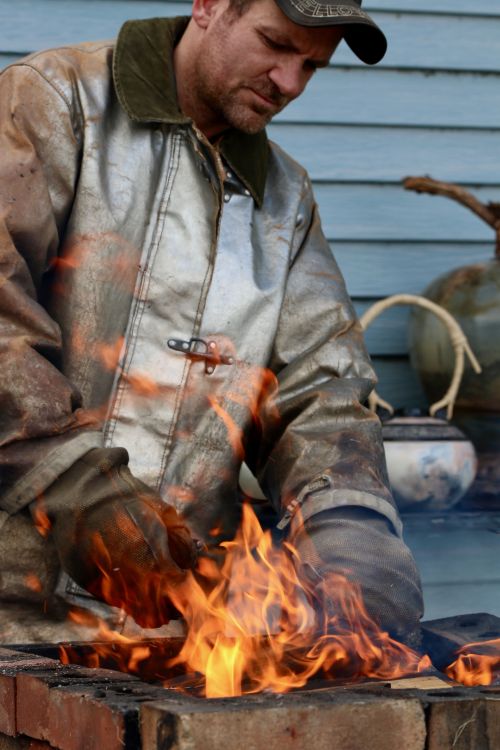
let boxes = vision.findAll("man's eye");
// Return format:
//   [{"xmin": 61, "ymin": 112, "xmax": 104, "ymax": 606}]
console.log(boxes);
[{"xmin": 262, "ymin": 35, "xmax": 284, "ymax": 51}]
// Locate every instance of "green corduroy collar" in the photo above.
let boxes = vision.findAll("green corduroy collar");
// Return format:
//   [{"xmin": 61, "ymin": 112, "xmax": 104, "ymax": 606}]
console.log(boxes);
[{"xmin": 113, "ymin": 16, "xmax": 269, "ymax": 206}]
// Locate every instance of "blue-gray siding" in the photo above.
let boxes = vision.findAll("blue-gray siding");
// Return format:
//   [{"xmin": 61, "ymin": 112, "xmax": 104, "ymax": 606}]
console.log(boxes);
[{"xmin": 1, "ymin": 0, "xmax": 499, "ymax": 410}]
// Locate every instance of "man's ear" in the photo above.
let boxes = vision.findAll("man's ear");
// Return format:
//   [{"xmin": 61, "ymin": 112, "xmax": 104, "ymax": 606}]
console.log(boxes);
[{"xmin": 192, "ymin": 0, "xmax": 227, "ymax": 29}]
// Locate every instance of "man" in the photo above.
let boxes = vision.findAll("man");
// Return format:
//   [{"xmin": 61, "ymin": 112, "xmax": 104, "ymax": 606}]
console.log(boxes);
[{"xmin": 0, "ymin": 0, "xmax": 423, "ymax": 645}]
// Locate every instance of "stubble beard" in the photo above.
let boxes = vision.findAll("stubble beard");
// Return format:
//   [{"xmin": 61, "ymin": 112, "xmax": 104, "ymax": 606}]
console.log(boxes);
[
  {"xmin": 217, "ymin": 89, "xmax": 279, "ymax": 134},
  {"xmin": 192, "ymin": 62, "xmax": 279, "ymax": 134},
  {"xmin": 193, "ymin": 17, "xmax": 288, "ymax": 134}
]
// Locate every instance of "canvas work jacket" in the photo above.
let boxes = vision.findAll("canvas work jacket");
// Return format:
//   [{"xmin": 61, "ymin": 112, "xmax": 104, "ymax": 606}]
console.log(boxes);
[{"xmin": 0, "ymin": 17, "xmax": 401, "ymax": 567}]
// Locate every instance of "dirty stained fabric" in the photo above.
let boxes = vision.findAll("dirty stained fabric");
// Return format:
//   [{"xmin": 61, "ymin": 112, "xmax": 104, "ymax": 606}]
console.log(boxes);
[{"xmin": 0, "ymin": 16, "xmax": 423, "ymax": 638}]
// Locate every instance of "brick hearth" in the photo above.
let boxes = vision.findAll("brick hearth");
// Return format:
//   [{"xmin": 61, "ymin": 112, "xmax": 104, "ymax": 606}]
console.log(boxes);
[{"xmin": 1, "ymin": 646, "xmax": 499, "ymax": 750}]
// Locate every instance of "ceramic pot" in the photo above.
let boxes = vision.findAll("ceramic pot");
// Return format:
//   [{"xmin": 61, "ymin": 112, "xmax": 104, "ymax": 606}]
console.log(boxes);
[
  {"xmin": 381, "ymin": 411, "xmax": 477, "ymax": 512},
  {"xmin": 359, "ymin": 294, "xmax": 481, "ymax": 512}
]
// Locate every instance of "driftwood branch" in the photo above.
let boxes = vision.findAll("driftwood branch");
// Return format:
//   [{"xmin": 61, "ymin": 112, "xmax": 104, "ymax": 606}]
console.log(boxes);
[{"xmin": 403, "ymin": 176, "xmax": 500, "ymax": 258}]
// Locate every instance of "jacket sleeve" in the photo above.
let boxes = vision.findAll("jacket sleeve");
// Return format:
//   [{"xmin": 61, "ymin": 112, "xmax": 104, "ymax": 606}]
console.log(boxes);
[
  {"xmin": 0, "ymin": 62, "xmax": 102, "ymax": 515},
  {"xmin": 254, "ymin": 174, "xmax": 402, "ymax": 540},
  {"xmin": 252, "ymin": 174, "xmax": 424, "ymax": 640}
]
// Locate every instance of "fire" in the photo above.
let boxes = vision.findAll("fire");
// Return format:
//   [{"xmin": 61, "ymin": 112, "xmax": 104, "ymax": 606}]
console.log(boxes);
[
  {"xmin": 24, "ymin": 574, "xmax": 43, "ymax": 593},
  {"xmin": 58, "ymin": 499, "xmax": 500, "ymax": 694},
  {"xmin": 64, "ymin": 501, "xmax": 431, "ymax": 698},
  {"xmin": 446, "ymin": 639, "xmax": 500, "ymax": 686},
  {"xmin": 31, "ymin": 501, "xmax": 52, "ymax": 537},
  {"xmin": 60, "ymin": 608, "xmax": 152, "ymax": 673},
  {"xmin": 95, "ymin": 337, "xmax": 125, "ymax": 371},
  {"xmin": 41, "ymin": 316, "xmax": 497, "ymax": 693},
  {"xmin": 165, "ymin": 503, "xmax": 430, "ymax": 697},
  {"xmin": 208, "ymin": 395, "xmax": 245, "ymax": 460}
]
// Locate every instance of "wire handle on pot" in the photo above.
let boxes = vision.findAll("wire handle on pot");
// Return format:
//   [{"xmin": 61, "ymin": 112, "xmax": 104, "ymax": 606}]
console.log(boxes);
[{"xmin": 359, "ymin": 293, "xmax": 482, "ymax": 419}]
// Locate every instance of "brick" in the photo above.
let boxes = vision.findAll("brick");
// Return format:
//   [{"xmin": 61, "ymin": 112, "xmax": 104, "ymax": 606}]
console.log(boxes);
[
  {"xmin": 0, "ymin": 651, "xmax": 57, "ymax": 736},
  {"xmin": 14, "ymin": 663, "xmax": 172, "ymax": 750},
  {"xmin": 0, "ymin": 672, "xmax": 18, "ymax": 738},
  {"xmin": 485, "ymin": 696, "xmax": 500, "ymax": 749},
  {"xmin": 16, "ymin": 665, "xmax": 136, "ymax": 743},
  {"xmin": 47, "ymin": 680, "xmax": 176, "ymax": 750},
  {"xmin": 47, "ymin": 684, "xmax": 130, "ymax": 750},
  {"xmin": 424, "ymin": 690, "xmax": 500, "ymax": 750},
  {"xmin": 141, "ymin": 690, "xmax": 427, "ymax": 750},
  {"xmin": 427, "ymin": 700, "xmax": 486, "ymax": 750}
]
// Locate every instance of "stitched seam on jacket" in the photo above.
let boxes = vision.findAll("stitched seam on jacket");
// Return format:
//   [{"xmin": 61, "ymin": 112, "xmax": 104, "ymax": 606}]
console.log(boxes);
[
  {"xmin": 157, "ymin": 136, "xmax": 224, "ymax": 486},
  {"xmin": 157, "ymin": 135, "xmax": 223, "ymax": 490},
  {"xmin": 104, "ymin": 130, "xmax": 181, "ymax": 451}
]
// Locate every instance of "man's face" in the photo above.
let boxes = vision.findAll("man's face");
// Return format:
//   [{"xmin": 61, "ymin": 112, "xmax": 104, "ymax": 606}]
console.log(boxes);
[{"xmin": 192, "ymin": 0, "xmax": 343, "ymax": 135}]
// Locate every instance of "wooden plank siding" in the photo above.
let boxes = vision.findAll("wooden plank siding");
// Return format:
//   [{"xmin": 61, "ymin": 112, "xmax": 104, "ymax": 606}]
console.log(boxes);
[{"xmin": 1, "ymin": 0, "xmax": 499, "ymax": 409}]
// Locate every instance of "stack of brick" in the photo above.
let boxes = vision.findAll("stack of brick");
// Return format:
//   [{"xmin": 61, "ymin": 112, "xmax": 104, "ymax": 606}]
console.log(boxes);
[{"xmin": 0, "ymin": 646, "xmax": 499, "ymax": 750}]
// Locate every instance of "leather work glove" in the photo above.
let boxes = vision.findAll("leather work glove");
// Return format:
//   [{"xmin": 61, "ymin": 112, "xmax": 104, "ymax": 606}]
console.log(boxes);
[
  {"xmin": 293, "ymin": 507, "xmax": 424, "ymax": 650},
  {"xmin": 31, "ymin": 448, "xmax": 197, "ymax": 628}
]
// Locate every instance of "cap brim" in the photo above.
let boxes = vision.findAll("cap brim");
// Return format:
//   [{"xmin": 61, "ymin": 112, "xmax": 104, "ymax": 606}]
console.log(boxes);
[
  {"xmin": 273, "ymin": 0, "xmax": 387, "ymax": 64},
  {"xmin": 344, "ymin": 22, "xmax": 387, "ymax": 65}
]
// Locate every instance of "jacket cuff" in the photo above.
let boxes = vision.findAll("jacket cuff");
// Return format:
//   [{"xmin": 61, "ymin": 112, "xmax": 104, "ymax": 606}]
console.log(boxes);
[
  {"xmin": 0, "ymin": 431, "xmax": 103, "ymax": 514},
  {"xmin": 282, "ymin": 484, "xmax": 403, "ymax": 541}
]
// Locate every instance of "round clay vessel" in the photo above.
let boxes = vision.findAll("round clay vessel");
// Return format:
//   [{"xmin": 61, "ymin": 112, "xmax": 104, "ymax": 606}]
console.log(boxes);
[{"xmin": 382, "ymin": 414, "xmax": 477, "ymax": 511}]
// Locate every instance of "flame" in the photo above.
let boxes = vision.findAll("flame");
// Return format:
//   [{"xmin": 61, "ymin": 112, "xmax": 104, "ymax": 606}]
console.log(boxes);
[
  {"xmin": 49, "ymin": 233, "xmax": 142, "ymax": 291},
  {"xmin": 124, "ymin": 371, "xmax": 162, "ymax": 397},
  {"xmin": 95, "ymin": 337, "xmax": 125, "ymax": 371},
  {"xmin": 34, "ymin": 257, "xmax": 443, "ymax": 691},
  {"xmin": 205, "ymin": 362, "xmax": 279, "ymax": 471},
  {"xmin": 24, "ymin": 574, "xmax": 43, "ymax": 593},
  {"xmin": 40, "ymin": 320, "xmax": 497, "ymax": 692},
  {"xmin": 164, "ymin": 503, "xmax": 430, "ymax": 697},
  {"xmin": 446, "ymin": 639, "xmax": 500, "ymax": 686},
  {"xmin": 60, "ymin": 608, "xmax": 153, "ymax": 674},
  {"xmin": 31, "ymin": 500, "xmax": 52, "ymax": 538},
  {"xmin": 60, "ymin": 501, "xmax": 432, "ymax": 697},
  {"xmin": 208, "ymin": 395, "xmax": 245, "ymax": 460}
]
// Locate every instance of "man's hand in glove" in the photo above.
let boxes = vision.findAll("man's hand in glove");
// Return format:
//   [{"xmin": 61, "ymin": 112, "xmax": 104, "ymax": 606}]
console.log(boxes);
[
  {"xmin": 293, "ymin": 507, "xmax": 424, "ymax": 650},
  {"xmin": 30, "ymin": 448, "xmax": 197, "ymax": 628}
]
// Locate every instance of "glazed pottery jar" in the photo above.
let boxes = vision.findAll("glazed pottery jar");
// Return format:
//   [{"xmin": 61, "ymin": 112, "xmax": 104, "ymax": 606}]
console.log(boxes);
[{"xmin": 360, "ymin": 294, "xmax": 481, "ymax": 512}]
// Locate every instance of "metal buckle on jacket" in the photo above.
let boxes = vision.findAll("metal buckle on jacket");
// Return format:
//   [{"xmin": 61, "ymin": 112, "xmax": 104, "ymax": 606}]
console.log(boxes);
[{"xmin": 167, "ymin": 337, "xmax": 234, "ymax": 375}]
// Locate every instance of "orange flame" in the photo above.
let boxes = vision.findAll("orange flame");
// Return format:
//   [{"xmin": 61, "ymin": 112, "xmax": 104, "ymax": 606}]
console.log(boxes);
[
  {"xmin": 31, "ymin": 500, "xmax": 52, "ymax": 538},
  {"xmin": 59, "ymin": 501, "xmax": 433, "ymax": 697},
  {"xmin": 165, "ymin": 504, "xmax": 430, "ymax": 697},
  {"xmin": 446, "ymin": 639, "xmax": 500, "ymax": 686},
  {"xmin": 42, "ymin": 330, "xmax": 497, "ymax": 692},
  {"xmin": 208, "ymin": 395, "xmax": 245, "ymax": 460},
  {"xmin": 24, "ymin": 574, "xmax": 43, "ymax": 593},
  {"xmin": 95, "ymin": 337, "xmax": 125, "ymax": 371},
  {"xmin": 60, "ymin": 608, "xmax": 153, "ymax": 674}
]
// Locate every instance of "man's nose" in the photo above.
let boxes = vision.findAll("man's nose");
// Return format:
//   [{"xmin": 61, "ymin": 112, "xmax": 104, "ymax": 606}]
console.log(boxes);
[{"xmin": 268, "ymin": 61, "xmax": 308, "ymax": 101}]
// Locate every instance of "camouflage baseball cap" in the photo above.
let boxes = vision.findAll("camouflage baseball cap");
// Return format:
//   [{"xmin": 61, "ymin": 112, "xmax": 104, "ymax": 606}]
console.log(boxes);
[{"xmin": 273, "ymin": 0, "xmax": 387, "ymax": 64}]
